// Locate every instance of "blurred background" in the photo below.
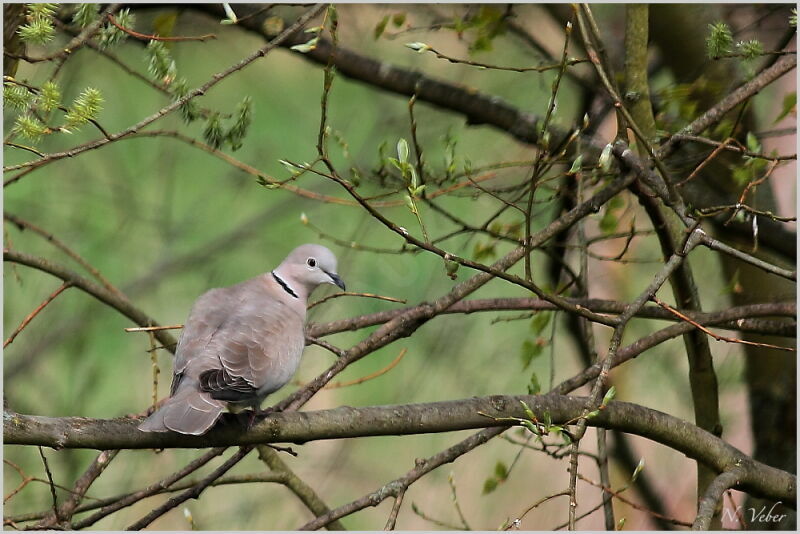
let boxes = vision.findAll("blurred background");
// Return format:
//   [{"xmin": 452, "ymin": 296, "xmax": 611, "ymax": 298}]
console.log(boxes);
[{"xmin": 4, "ymin": 3, "xmax": 796, "ymax": 530}]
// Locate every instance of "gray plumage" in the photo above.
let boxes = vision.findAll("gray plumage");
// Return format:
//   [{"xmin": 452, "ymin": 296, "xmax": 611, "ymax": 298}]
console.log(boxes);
[{"xmin": 138, "ymin": 244, "xmax": 345, "ymax": 435}]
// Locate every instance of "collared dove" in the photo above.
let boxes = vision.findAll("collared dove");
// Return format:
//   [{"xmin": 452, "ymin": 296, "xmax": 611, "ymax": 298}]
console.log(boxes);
[{"xmin": 138, "ymin": 244, "xmax": 345, "ymax": 435}]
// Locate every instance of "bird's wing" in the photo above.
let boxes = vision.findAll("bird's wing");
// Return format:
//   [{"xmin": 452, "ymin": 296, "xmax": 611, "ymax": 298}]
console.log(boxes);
[
  {"xmin": 209, "ymin": 290, "xmax": 305, "ymax": 396},
  {"xmin": 170, "ymin": 283, "xmax": 248, "ymax": 394},
  {"xmin": 174, "ymin": 277, "xmax": 305, "ymax": 400}
]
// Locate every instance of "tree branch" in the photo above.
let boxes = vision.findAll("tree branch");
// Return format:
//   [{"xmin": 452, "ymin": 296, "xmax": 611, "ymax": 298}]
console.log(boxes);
[
  {"xmin": 4, "ymin": 396, "xmax": 795, "ymax": 505},
  {"xmin": 692, "ymin": 467, "xmax": 747, "ymax": 530},
  {"xmin": 3, "ymin": 4, "xmax": 326, "ymax": 183},
  {"xmin": 300, "ymin": 427, "xmax": 504, "ymax": 530},
  {"xmin": 3, "ymin": 249, "xmax": 178, "ymax": 353},
  {"xmin": 256, "ymin": 445, "xmax": 345, "ymax": 530}
]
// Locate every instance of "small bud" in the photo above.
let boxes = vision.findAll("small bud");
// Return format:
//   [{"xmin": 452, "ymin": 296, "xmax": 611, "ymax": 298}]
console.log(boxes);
[
  {"xmin": 405, "ymin": 42, "xmax": 431, "ymax": 53},
  {"xmin": 599, "ymin": 143, "xmax": 613, "ymax": 172}
]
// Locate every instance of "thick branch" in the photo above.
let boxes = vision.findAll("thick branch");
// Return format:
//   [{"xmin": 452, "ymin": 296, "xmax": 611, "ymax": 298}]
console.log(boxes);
[
  {"xmin": 4, "ymin": 396, "xmax": 795, "ymax": 505},
  {"xmin": 194, "ymin": 4, "xmax": 544, "ymax": 145},
  {"xmin": 256, "ymin": 445, "xmax": 345, "ymax": 530},
  {"xmin": 692, "ymin": 467, "xmax": 746, "ymax": 530}
]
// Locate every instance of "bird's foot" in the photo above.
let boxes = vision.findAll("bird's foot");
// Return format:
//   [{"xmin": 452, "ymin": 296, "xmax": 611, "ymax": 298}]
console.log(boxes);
[{"xmin": 230, "ymin": 405, "xmax": 283, "ymax": 431}]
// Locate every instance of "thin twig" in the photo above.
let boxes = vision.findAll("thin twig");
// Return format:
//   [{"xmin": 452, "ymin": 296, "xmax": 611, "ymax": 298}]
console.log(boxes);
[
  {"xmin": 651, "ymin": 296, "xmax": 795, "ymax": 352},
  {"xmin": 298, "ymin": 427, "xmax": 505, "ymax": 529},
  {"xmin": 4, "ymin": 282, "xmax": 71, "ymax": 348},
  {"xmin": 37, "ymin": 448, "xmax": 60, "ymax": 524},
  {"xmin": 124, "ymin": 324, "xmax": 183, "ymax": 333},
  {"xmin": 4, "ymin": 213, "xmax": 125, "ymax": 297},
  {"xmin": 422, "ymin": 45, "xmax": 589, "ymax": 72},
  {"xmin": 4, "ymin": 249, "xmax": 178, "ymax": 353},
  {"xmin": 308, "ymin": 291, "xmax": 406, "ymax": 310},
  {"xmin": 383, "ymin": 489, "xmax": 405, "ymax": 530},
  {"xmin": 71, "ymin": 448, "xmax": 227, "ymax": 529},
  {"xmin": 323, "ymin": 348, "xmax": 407, "ymax": 389},
  {"xmin": 106, "ymin": 14, "xmax": 216, "ymax": 42},
  {"xmin": 507, "ymin": 490, "xmax": 571, "ymax": 528},
  {"xmin": 577, "ymin": 473, "xmax": 692, "ymax": 527},
  {"xmin": 126, "ymin": 447, "xmax": 253, "ymax": 530},
  {"xmin": 3, "ymin": 5, "xmax": 326, "ymax": 182}
]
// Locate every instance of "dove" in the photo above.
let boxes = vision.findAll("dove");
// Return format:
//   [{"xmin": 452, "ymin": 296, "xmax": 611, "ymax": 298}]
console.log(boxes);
[{"xmin": 138, "ymin": 244, "xmax": 345, "ymax": 435}]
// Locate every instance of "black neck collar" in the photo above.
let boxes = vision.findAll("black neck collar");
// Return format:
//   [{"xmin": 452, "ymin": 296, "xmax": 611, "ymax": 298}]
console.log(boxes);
[{"xmin": 271, "ymin": 271, "xmax": 299, "ymax": 299}]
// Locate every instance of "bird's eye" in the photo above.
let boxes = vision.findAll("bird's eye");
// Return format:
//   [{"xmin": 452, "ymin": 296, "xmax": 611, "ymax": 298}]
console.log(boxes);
[{"xmin": 307, "ymin": 258, "xmax": 317, "ymax": 267}]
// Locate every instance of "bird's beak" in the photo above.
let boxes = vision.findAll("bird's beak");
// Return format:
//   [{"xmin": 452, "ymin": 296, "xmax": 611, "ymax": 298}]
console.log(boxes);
[{"xmin": 325, "ymin": 271, "xmax": 346, "ymax": 291}]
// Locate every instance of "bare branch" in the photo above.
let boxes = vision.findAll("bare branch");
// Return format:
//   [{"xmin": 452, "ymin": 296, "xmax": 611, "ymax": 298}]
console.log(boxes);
[{"xmin": 4, "ymin": 396, "xmax": 796, "ymax": 505}]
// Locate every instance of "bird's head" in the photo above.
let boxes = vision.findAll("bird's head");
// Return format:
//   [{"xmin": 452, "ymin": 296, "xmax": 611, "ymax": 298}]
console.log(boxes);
[{"xmin": 274, "ymin": 244, "xmax": 345, "ymax": 298}]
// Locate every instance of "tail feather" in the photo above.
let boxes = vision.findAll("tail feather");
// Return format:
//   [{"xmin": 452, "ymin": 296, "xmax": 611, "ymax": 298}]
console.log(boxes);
[{"xmin": 138, "ymin": 388, "xmax": 225, "ymax": 435}]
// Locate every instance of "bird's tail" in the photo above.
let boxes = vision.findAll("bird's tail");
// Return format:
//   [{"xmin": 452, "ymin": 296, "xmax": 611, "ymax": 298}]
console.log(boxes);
[{"xmin": 137, "ymin": 387, "xmax": 225, "ymax": 435}]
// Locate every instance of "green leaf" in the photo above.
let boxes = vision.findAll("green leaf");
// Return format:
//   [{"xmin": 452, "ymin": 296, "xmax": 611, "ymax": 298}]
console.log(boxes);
[
  {"xmin": 98, "ymin": 8, "xmax": 134, "ymax": 48},
  {"xmin": 631, "ymin": 458, "xmax": 645, "ymax": 482},
  {"xmin": 745, "ymin": 132, "xmax": 761, "ymax": 154},
  {"xmin": 601, "ymin": 385, "xmax": 616, "ymax": 407},
  {"xmin": 222, "ymin": 3, "xmax": 238, "ymax": 24},
  {"xmin": 3, "ymin": 84, "xmax": 33, "ymax": 110},
  {"xmin": 732, "ymin": 166, "xmax": 752, "ymax": 186},
  {"xmin": 171, "ymin": 78, "xmax": 200, "ymax": 123},
  {"xmin": 599, "ymin": 211, "xmax": 618, "ymax": 234},
  {"xmin": 526, "ymin": 373, "xmax": 541, "ymax": 395},
  {"xmin": 280, "ymin": 160, "xmax": 302, "ymax": 176},
  {"xmin": 736, "ymin": 39, "xmax": 764, "ymax": 61},
  {"xmin": 599, "ymin": 195, "xmax": 624, "ymax": 234},
  {"xmin": 530, "ymin": 311, "xmax": 552, "ymax": 335},
  {"xmin": 482, "ymin": 477, "xmax": 498, "ymax": 494},
  {"xmin": 349, "ymin": 167, "xmax": 362, "ymax": 187},
  {"xmin": 774, "ymin": 92, "xmax": 796, "ymax": 124},
  {"xmin": 520, "ymin": 400, "xmax": 536, "ymax": 421},
  {"xmin": 202, "ymin": 113, "xmax": 224, "ymax": 149},
  {"xmin": 543, "ymin": 411, "xmax": 552, "ymax": 429},
  {"xmin": 64, "ymin": 87, "xmax": 103, "ymax": 129},
  {"xmin": 392, "ymin": 12, "xmax": 406, "ymax": 27},
  {"xmin": 146, "ymin": 40, "xmax": 177, "ymax": 84},
  {"xmin": 226, "ymin": 95, "xmax": 253, "ymax": 151},
  {"xmin": 494, "ymin": 461, "xmax": 509, "ymax": 480},
  {"xmin": 73, "ymin": 3, "xmax": 100, "ymax": 27},
  {"xmin": 584, "ymin": 410, "xmax": 600, "ymax": 419},
  {"xmin": 520, "ymin": 339, "xmax": 543, "ymax": 370},
  {"xmin": 153, "ymin": 11, "xmax": 178, "ymax": 38},
  {"xmin": 18, "ymin": 15, "xmax": 55, "ymax": 45},
  {"xmin": 405, "ymin": 42, "xmax": 431, "ymax": 53},
  {"xmin": 38, "ymin": 81, "xmax": 61, "ymax": 112},
  {"xmin": 568, "ymin": 154, "xmax": 583, "ymax": 175},
  {"xmin": 29, "ymin": 3, "xmax": 57, "ymax": 17},
  {"xmin": 473, "ymin": 241, "xmax": 496, "ymax": 261},
  {"xmin": 13, "ymin": 114, "xmax": 48, "ymax": 141},
  {"xmin": 520, "ymin": 420, "xmax": 538, "ymax": 434},
  {"xmin": 373, "ymin": 15, "xmax": 389, "ymax": 39},
  {"xmin": 396, "ymin": 138, "xmax": 409, "ymax": 164},
  {"xmin": 404, "ymin": 194, "xmax": 416, "ymax": 213},
  {"xmin": 290, "ymin": 37, "xmax": 319, "ymax": 53},
  {"xmin": 706, "ymin": 21, "xmax": 733, "ymax": 58},
  {"xmin": 598, "ymin": 143, "xmax": 613, "ymax": 171}
]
